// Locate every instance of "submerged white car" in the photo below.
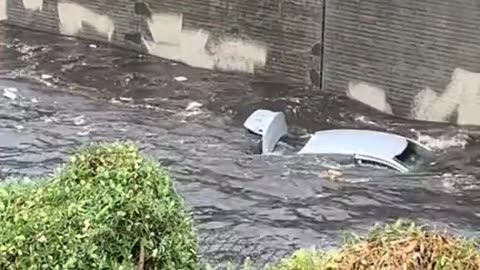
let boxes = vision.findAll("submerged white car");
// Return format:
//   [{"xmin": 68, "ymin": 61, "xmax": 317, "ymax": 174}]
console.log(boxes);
[{"xmin": 244, "ymin": 109, "xmax": 433, "ymax": 173}]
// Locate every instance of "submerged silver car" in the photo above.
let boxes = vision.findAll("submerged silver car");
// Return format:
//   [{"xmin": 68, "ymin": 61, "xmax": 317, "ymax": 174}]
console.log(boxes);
[{"xmin": 244, "ymin": 109, "xmax": 432, "ymax": 173}]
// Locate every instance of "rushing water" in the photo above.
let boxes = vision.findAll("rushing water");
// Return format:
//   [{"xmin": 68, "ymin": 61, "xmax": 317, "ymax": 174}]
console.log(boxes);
[{"xmin": 2, "ymin": 25, "xmax": 480, "ymax": 268}]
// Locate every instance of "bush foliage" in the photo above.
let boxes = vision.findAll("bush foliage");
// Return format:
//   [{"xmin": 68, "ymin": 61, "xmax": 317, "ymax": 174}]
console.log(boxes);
[
  {"xmin": 0, "ymin": 142, "xmax": 198, "ymax": 270},
  {"xmin": 268, "ymin": 219, "xmax": 480, "ymax": 270},
  {"xmin": 1, "ymin": 141, "xmax": 479, "ymax": 270}
]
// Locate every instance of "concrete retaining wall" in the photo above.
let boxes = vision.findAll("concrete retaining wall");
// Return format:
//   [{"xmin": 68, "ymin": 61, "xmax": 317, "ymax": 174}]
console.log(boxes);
[
  {"xmin": 3, "ymin": 0, "xmax": 480, "ymax": 124},
  {"xmin": 1, "ymin": 0, "xmax": 322, "ymax": 87},
  {"xmin": 323, "ymin": 0, "xmax": 480, "ymax": 125}
]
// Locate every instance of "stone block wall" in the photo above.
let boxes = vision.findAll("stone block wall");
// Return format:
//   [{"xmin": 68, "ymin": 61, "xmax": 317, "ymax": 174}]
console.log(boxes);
[
  {"xmin": 5, "ymin": 0, "xmax": 480, "ymax": 124},
  {"xmin": 1, "ymin": 0, "xmax": 323, "ymax": 87},
  {"xmin": 323, "ymin": 0, "xmax": 480, "ymax": 125}
]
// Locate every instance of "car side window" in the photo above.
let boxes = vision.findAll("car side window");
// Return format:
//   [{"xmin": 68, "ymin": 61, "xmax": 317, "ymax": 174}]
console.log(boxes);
[{"xmin": 356, "ymin": 158, "xmax": 394, "ymax": 170}]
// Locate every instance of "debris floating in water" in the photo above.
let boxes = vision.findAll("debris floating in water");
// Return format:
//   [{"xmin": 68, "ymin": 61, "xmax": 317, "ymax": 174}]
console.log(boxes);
[
  {"xmin": 327, "ymin": 169, "xmax": 343, "ymax": 182},
  {"xmin": 77, "ymin": 128, "xmax": 91, "ymax": 136},
  {"xmin": 41, "ymin": 74, "xmax": 53, "ymax": 80},
  {"xmin": 119, "ymin": 96, "xmax": 133, "ymax": 102},
  {"xmin": 3, "ymin": 87, "xmax": 18, "ymax": 100},
  {"xmin": 186, "ymin": 101, "xmax": 202, "ymax": 111},
  {"xmin": 174, "ymin": 76, "xmax": 187, "ymax": 82},
  {"xmin": 181, "ymin": 101, "xmax": 204, "ymax": 119},
  {"xmin": 72, "ymin": 115, "xmax": 85, "ymax": 126},
  {"xmin": 88, "ymin": 44, "xmax": 98, "ymax": 48}
]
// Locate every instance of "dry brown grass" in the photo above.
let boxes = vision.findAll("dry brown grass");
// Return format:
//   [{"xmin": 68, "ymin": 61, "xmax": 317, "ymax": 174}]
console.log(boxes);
[
  {"xmin": 268, "ymin": 219, "xmax": 480, "ymax": 270},
  {"xmin": 336, "ymin": 220, "xmax": 480, "ymax": 270}
]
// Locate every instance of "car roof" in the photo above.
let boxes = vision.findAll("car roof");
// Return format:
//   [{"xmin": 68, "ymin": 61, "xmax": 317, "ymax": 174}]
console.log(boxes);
[{"xmin": 298, "ymin": 129, "xmax": 409, "ymax": 160}]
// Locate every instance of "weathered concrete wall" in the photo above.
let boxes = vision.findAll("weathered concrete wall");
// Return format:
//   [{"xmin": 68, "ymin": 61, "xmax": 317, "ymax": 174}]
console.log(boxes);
[
  {"xmin": 0, "ymin": 0, "xmax": 323, "ymax": 87},
  {"xmin": 323, "ymin": 0, "xmax": 480, "ymax": 125}
]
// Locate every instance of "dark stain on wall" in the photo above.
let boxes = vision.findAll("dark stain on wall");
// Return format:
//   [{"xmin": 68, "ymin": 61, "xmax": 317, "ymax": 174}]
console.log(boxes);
[{"xmin": 134, "ymin": 2, "xmax": 151, "ymax": 18}]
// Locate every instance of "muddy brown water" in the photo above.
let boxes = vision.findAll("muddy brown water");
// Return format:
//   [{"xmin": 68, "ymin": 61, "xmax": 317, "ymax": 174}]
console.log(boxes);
[{"xmin": 2, "ymin": 25, "xmax": 480, "ymax": 268}]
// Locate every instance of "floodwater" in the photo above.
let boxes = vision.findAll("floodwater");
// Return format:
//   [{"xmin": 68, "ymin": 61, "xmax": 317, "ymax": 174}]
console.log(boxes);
[{"xmin": 2, "ymin": 25, "xmax": 480, "ymax": 268}]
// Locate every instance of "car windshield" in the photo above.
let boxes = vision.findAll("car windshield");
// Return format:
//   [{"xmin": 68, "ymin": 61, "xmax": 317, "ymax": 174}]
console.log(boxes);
[{"xmin": 394, "ymin": 141, "xmax": 424, "ymax": 168}]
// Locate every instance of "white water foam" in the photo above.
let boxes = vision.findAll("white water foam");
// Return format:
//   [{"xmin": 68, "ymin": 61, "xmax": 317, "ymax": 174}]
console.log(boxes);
[{"xmin": 416, "ymin": 132, "xmax": 469, "ymax": 150}]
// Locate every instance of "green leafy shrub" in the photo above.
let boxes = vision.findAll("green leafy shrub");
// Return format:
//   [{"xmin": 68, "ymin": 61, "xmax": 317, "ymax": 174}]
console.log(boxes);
[
  {"xmin": 0, "ymin": 142, "xmax": 198, "ymax": 270},
  {"xmin": 266, "ymin": 249, "xmax": 337, "ymax": 270}
]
